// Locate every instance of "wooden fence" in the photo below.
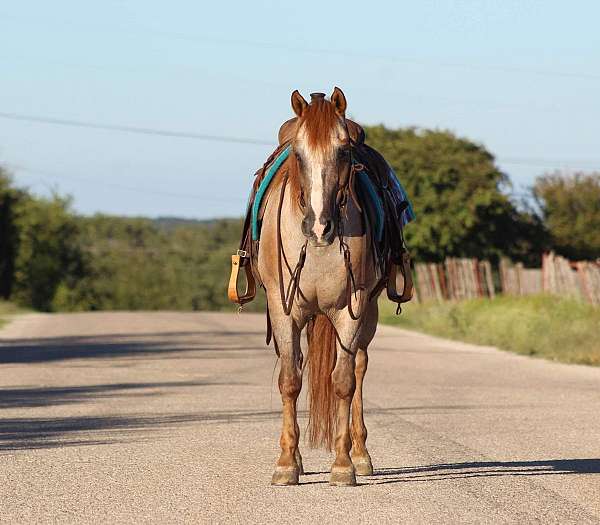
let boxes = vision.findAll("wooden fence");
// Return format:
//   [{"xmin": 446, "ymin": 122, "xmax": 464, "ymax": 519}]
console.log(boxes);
[
  {"xmin": 543, "ymin": 252, "xmax": 600, "ymax": 306},
  {"xmin": 412, "ymin": 252, "xmax": 600, "ymax": 306},
  {"xmin": 413, "ymin": 258, "xmax": 494, "ymax": 302},
  {"xmin": 499, "ymin": 260, "xmax": 542, "ymax": 296}
]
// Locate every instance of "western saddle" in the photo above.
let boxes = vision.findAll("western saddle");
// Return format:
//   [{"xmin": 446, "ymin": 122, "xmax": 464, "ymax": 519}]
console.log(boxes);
[{"xmin": 228, "ymin": 117, "xmax": 414, "ymax": 315}]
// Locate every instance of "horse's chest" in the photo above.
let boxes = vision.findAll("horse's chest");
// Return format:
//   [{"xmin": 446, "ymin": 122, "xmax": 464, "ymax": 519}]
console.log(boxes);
[{"xmin": 298, "ymin": 249, "xmax": 349, "ymax": 307}]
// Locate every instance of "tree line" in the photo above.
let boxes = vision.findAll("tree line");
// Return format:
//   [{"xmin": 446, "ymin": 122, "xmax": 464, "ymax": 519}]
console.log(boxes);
[
  {"xmin": 0, "ymin": 168, "xmax": 260, "ymax": 312},
  {"xmin": 1, "ymin": 125, "xmax": 599, "ymax": 312}
]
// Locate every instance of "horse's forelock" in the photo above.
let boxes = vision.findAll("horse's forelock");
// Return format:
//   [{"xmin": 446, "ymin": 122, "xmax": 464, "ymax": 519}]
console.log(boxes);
[
  {"xmin": 282, "ymin": 99, "xmax": 345, "ymax": 216},
  {"xmin": 298, "ymin": 99, "xmax": 343, "ymax": 152}
]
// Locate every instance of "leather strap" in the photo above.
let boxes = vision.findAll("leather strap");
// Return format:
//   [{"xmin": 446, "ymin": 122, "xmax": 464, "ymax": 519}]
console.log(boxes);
[{"xmin": 276, "ymin": 174, "xmax": 308, "ymax": 316}]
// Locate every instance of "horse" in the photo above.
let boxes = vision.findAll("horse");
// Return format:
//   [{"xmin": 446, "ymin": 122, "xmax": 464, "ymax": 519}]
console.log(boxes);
[{"xmin": 256, "ymin": 88, "xmax": 383, "ymax": 486}]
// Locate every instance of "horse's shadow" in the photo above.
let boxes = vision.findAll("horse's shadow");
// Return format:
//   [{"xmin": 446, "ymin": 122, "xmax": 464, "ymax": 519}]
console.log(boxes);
[{"xmin": 301, "ymin": 458, "xmax": 600, "ymax": 485}]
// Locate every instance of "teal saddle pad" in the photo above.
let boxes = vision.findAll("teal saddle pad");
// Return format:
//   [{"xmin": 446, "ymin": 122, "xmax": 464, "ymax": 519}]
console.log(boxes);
[
  {"xmin": 250, "ymin": 146, "xmax": 412, "ymax": 241},
  {"xmin": 251, "ymin": 145, "xmax": 290, "ymax": 241}
]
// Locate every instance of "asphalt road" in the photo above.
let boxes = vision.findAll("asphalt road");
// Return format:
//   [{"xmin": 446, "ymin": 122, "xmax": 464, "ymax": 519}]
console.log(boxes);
[{"xmin": 1, "ymin": 311, "xmax": 599, "ymax": 524}]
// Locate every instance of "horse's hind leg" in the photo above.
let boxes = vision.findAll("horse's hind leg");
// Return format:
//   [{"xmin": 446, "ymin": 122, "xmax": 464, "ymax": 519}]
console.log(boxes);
[
  {"xmin": 294, "ymin": 348, "xmax": 304, "ymax": 475},
  {"xmin": 270, "ymin": 312, "xmax": 303, "ymax": 486},
  {"xmin": 294, "ymin": 421, "xmax": 304, "ymax": 474},
  {"xmin": 351, "ymin": 302, "xmax": 377, "ymax": 476}
]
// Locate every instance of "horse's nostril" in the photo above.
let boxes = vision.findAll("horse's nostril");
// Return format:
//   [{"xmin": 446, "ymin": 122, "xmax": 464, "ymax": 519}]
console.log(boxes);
[{"xmin": 323, "ymin": 219, "xmax": 333, "ymax": 237}]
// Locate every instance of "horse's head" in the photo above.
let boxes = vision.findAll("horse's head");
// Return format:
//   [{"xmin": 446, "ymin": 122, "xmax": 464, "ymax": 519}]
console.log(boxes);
[{"xmin": 291, "ymin": 87, "xmax": 350, "ymax": 247}]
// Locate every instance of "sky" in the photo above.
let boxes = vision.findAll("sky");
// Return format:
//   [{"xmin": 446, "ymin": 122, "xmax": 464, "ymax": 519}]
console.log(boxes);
[{"xmin": 1, "ymin": 1, "xmax": 599, "ymax": 219}]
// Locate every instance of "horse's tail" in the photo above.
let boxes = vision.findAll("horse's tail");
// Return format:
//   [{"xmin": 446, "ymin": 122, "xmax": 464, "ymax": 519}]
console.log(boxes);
[{"xmin": 306, "ymin": 314, "xmax": 338, "ymax": 450}]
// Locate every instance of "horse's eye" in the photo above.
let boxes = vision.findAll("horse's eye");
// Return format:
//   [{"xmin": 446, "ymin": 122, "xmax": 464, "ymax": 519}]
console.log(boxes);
[
  {"xmin": 294, "ymin": 151, "xmax": 302, "ymax": 164},
  {"xmin": 337, "ymin": 148, "xmax": 350, "ymax": 161}
]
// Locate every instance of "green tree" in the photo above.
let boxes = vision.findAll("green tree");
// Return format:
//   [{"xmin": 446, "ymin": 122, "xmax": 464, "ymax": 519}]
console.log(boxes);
[
  {"xmin": 54, "ymin": 215, "xmax": 261, "ymax": 313},
  {"xmin": 0, "ymin": 168, "xmax": 21, "ymax": 299},
  {"xmin": 1, "ymin": 165, "xmax": 254, "ymax": 313},
  {"xmin": 533, "ymin": 171, "xmax": 600, "ymax": 260},
  {"xmin": 11, "ymin": 193, "xmax": 85, "ymax": 311},
  {"xmin": 363, "ymin": 125, "xmax": 545, "ymax": 263}
]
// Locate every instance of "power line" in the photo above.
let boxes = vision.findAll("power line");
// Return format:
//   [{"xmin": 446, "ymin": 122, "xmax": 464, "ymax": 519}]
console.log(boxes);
[
  {"xmin": 2, "ymin": 54, "xmax": 567, "ymax": 115},
  {"xmin": 12, "ymin": 163, "xmax": 543, "ymax": 206},
  {"xmin": 1, "ymin": 13, "xmax": 598, "ymax": 81},
  {"xmin": 2, "ymin": 110, "xmax": 600, "ymax": 171},
  {"xmin": 156, "ymin": 33, "xmax": 600, "ymax": 82},
  {"xmin": 12, "ymin": 165, "xmax": 247, "ymax": 203},
  {"xmin": 498, "ymin": 157, "xmax": 600, "ymax": 170},
  {"xmin": 0, "ymin": 112, "xmax": 275, "ymax": 146}
]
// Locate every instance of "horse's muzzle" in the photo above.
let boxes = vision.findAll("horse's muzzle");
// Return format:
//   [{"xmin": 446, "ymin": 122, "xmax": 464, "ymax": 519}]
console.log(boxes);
[{"xmin": 302, "ymin": 216, "xmax": 335, "ymax": 246}]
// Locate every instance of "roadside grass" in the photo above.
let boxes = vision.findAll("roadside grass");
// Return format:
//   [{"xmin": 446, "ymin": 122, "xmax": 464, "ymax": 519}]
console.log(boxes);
[
  {"xmin": 0, "ymin": 300, "xmax": 29, "ymax": 330},
  {"xmin": 380, "ymin": 294, "xmax": 600, "ymax": 366}
]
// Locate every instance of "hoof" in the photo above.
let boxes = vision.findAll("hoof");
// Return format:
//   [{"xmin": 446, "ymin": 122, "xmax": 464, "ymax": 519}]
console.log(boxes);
[
  {"xmin": 352, "ymin": 456, "xmax": 373, "ymax": 476},
  {"xmin": 295, "ymin": 451, "xmax": 304, "ymax": 476},
  {"xmin": 271, "ymin": 467, "xmax": 299, "ymax": 486},
  {"xmin": 329, "ymin": 468, "xmax": 357, "ymax": 487}
]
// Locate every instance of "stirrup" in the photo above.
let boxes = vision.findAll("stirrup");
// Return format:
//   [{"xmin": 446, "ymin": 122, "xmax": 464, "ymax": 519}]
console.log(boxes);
[
  {"xmin": 228, "ymin": 250, "xmax": 257, "ymax": 307},
  {"xmin": 386, "ymin": 252, "xmax": 414, "ymax": 310}
]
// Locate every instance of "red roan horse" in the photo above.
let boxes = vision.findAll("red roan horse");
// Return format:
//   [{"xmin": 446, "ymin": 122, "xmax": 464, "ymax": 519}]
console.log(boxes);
[{"xmin": 255, "ymin": 88, "xmax": 388, "ymax": 486}]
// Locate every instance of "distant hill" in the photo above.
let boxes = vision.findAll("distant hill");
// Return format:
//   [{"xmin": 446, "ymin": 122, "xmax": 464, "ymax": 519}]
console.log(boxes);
[{"xmin": 152, "ymin": 216, "xmax": 224, "ymax": 230}]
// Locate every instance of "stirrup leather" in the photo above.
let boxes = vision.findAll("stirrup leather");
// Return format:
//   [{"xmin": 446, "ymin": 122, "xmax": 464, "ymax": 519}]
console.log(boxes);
[{"xmin": 228, "ymin": 250, "xmax": 257, "ymax": 306}]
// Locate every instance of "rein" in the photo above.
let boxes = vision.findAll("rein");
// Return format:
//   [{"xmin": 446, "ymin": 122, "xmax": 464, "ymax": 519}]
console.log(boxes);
[
  {"xmin": 272, "ymin": 124, "xmax": 369, "ymax": 321},
  {"xmin": 276, "ymin": 172, "xmax": 308, "ymax": 316}
]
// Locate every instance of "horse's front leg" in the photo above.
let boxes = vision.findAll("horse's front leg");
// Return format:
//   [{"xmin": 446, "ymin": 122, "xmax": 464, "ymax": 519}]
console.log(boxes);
[
  {"xmin": 270, "ymin": 310, "xmax": 303, "ymax": 486},
  {"xmin": 328, "ymin": 311, "xmax": 363, "ymax": 486}
]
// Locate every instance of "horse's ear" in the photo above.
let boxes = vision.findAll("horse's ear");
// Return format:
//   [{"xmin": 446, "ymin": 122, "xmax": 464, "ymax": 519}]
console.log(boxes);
[
  {"xmin": 331, "ymin": 87, "xmax": 347, "ymax": 116},
  {"xmin": 291, "ymin": 90, "xmax": 308, "ymax": 117}
]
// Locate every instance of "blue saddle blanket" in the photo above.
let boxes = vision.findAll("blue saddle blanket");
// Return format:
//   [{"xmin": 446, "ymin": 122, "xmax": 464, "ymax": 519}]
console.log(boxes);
[{"xmin": 251, "ymin": 147, "xmax": 414, "ymax": 241}]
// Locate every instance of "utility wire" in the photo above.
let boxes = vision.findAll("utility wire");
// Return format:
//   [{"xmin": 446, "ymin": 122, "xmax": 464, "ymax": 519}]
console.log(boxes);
[
  {"xmin": 1, "ymin": 13, "xmax": 598, "ymax": 81},
  {"xmin": 2, "ymin": 111, "xmax": 600, "ymax": 171},
  {"xmin": 15, "ymin": 164, "xmax": 539, "ymax": 204},
  {"xmin": 13, "ymin": 165, "xmax": 247, "ymax": 203},
  {"xmin": 157, "ymin": 33, "xmax": 600, "ymax": 81},
  {"xmin": 498, "ymin": 157, "xmax": 600, "ymax": 170},
  {"xmin": 0, "ymin": 112, "xmax": 275, "ymax": 146}
]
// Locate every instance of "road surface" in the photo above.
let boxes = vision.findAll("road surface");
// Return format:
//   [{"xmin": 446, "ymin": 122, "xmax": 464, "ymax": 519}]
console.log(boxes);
[{"xmin": 1, "ymin": 312, "xmax": 599, "ymax": 523}]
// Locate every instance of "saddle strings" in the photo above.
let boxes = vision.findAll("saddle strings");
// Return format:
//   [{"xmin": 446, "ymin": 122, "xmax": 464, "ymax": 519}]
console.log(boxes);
[{"xmin": 338, "ymin": 116, "xmax": 367, "ymax": 321}]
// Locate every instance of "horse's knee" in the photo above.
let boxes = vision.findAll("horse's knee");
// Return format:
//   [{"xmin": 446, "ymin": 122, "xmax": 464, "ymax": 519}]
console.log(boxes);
[
  {"xmin": 332, "ymin": 362, "xmax": 356, "ymax": 400},
  {"xmin": 278, "ymin": 368, "xmax": 302, "ymax": 399}
]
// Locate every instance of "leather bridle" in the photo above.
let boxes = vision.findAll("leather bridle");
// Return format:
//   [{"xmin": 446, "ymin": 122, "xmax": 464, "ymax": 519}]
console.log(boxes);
[{"xmin": 276, "ymin": 115, "xmax": 369, "ymax": 322}]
